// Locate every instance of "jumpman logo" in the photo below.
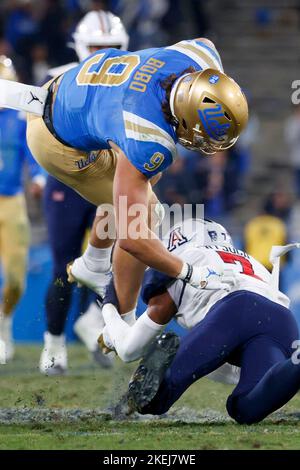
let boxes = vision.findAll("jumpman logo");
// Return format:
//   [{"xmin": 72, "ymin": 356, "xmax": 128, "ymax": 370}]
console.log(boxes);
[
  {"xmin": 205, "ymin": 268, "xmax": 220, "ymax": 279},
  {"xmin": 27, "ymin": 91, "xmax": 43, "ymax": 105}
]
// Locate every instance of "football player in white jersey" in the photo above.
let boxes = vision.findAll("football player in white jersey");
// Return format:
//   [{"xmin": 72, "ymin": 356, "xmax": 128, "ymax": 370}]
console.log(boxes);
[{"xmin": 100, "ymin": 219, "xmax": 300, "ymax": 424}]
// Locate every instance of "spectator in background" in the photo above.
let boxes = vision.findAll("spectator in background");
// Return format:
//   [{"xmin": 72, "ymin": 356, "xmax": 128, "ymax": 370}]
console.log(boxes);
[
  {"xmin": 157, "ymin": 149, "xmax": 230, "ymax": 219},
  {"xmin": 30, "ymin": 42, "xmax": 49, "ymax": 84},
  {"xmin": 204, "ymin": 151, "xmax": 227, "ymax": 218},
  {"xmin": 157, "ymin": 156, "xmax": 191, "ymax": 207},
  {"xmin": 4, "ymin": 0, "xmax": 39, "ymax": 56},
  {"xmin": 244, "ymin": 191, "xmax": 292, "ymax": 272},
  {"xmin": 224, "ymin": 96, "xmax": 259, "ymax": 209},
  {"xmin": 177, "ymin": 145, "xmax": 210, "ymax": 207},
  {"xmin": 264, "ymin": 190, "xmax": 293, "ymax": 222},
  {"xmin": 38, "ymin": 0, "xmax": 77, "ymax": 66},
  {"xmin": 284, "ymin": 104, "xmax": 300, "ymax": 197}
]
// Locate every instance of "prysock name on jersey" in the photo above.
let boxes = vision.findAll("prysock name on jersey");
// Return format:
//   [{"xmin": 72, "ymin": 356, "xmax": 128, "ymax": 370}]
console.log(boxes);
[{"xmin": 205, "ymin": 244, "xmax": 251, "ymax": 259}]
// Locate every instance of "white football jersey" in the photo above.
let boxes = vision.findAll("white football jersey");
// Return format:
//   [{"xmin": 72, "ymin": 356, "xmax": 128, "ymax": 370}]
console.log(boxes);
[{"xmin": 163, "ymin": 220, "xmax": 290, "ymax": 331}]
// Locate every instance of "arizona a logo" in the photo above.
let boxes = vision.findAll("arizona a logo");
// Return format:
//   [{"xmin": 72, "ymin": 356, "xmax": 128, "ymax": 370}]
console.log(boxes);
[{"xmin": 168, "ymin": 227, "xmax": 188, "ymax": 252}]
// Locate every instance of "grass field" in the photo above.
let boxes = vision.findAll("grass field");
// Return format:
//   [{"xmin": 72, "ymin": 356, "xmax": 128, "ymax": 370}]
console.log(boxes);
[{"xmin": 1, "ymin": 344, "xmax": 300, "ymax": 450}]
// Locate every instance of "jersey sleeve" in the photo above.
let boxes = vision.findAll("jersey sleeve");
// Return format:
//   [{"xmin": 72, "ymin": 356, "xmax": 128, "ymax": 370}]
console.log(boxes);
[
  {"xmin": 123, "ymin": 139, "xmax": 175, "ymax": 178},
  {"xmin": 120, "ymin": 110, "xmax": 177, "ymax": 178},
  {"xmin": 166, "ymin": 39, "xmax": 223, "ymax": 72},
  {"xmin": 141, "ymin": 268, "xmax": 176, "ymax": 304},
  {"xmin": 167, "ymin": 279, "xmax": 186, "ymax": 310}
]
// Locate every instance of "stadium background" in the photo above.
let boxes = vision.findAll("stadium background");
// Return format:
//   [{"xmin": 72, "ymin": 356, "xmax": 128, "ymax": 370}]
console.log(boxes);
[{"xmin": 1, "ymin": 0, "xmax": 300, "ymax": 341}]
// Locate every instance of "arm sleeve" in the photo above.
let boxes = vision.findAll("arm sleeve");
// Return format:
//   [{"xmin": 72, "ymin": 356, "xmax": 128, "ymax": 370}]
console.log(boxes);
[{"xmin": 102, "ymin": 304, "xmax": 167, "ymax": 363}]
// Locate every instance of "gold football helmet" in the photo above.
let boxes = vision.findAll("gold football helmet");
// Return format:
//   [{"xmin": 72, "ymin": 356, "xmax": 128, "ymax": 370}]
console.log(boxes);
[
  {"xmin": 0, "ymin": 56, "xmax": 17, "ymax": 81},
  {"xmin": 170, "ymin": 68, "xmax": 248, "ymax": 154}
]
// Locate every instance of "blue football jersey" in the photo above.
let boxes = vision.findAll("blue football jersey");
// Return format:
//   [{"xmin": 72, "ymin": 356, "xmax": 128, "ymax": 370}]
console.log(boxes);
[
  {"xmin": 0, "ymin": 109, "xmax": 43, "ymax": 196},
  {"xmin": 53, "ymin": 40, "xmax": 223, "ymax": 178}
]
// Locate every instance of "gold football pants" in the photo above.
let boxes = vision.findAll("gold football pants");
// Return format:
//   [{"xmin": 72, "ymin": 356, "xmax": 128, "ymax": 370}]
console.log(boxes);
[
  {"xmin": 26, "ymin": 113, "xmax": 117, "ymax": 207},
  {"xmin": 0, "ymin": 194, "xmax": 30, "ymax": 315}
]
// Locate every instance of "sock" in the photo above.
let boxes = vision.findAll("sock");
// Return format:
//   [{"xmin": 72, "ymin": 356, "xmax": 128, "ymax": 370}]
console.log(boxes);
[
  {"xmin": 46, "ymin": 275, "xmax": 72, "ymax": 336},
  {"xmin": 83, "ymin": 243, "xmax": 112, "ymax": 272}
]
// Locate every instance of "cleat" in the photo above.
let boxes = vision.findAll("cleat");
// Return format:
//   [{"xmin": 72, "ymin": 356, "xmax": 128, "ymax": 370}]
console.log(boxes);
[
  {"xmin": 74, "ymin": 302, "xmax": 114, "ymax": 369},
  {"xmin": 109, "ymin": 392, "xmax": 135, "ymax": 419},
  {"xmin": 66, "ymin": 257, "xmax": 111, "ymax": 297},
  {"xmin": 66, "ymin": 262, "xmax": 76, "ymax": 283},
  {"xmin": 0, "ymin": 315, "xmax": 15, "ymax": 362},
  {"xmin": 126, "ymin": 332, "xmax": 180, "ymax": 413},
  {"xmin": 92, "ymin": 348, "xmax": 114, "ymax": 369},
  {"xmin": 39, "ymin": 332, "xmax": 68, "ymax": 376}
]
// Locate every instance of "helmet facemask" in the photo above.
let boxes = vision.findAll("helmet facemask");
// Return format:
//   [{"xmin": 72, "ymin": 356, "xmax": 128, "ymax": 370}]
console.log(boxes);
[{"xmin": 73, "ymin": 11, "xmax": 129, "ymax": 61}]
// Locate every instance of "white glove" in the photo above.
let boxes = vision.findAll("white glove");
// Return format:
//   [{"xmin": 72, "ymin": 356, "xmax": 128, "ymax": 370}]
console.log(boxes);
[
  {"xmin": 98, "ymin": 326, "xmax": 115, "ymax": 354},
  {"xmin": 222, "ymin": 267, "xmax": 239, "ymax": 289},
  {"xmin": 177, "ymin": 263, "xmax": 237, "ymax": 291}
]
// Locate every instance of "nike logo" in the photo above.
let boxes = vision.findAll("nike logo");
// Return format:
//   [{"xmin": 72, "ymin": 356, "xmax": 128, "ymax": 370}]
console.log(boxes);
[{"xmin": 27, "ymin": 91, "xmax": 43, "ymax": 105}]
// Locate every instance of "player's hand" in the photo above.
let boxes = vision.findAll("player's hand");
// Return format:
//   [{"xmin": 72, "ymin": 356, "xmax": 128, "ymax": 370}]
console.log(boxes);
[
  {"xmin": 98, "ymin": 327, "xmax": 115, "ymax": 355},
  {"xmin": 184, "ymin": 265, "xmax": 235, "ymax": 291},
  {"xmin": 222, "ymin": 267, "xmax": 239, "ymax": 289}
]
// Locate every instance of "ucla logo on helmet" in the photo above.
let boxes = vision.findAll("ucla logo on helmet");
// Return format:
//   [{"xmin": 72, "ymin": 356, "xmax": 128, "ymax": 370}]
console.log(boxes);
[
  {"xmin": 198, "ymin": 104, "xmax": 231, "ymax": 141},
  {"xmin": 209, "ymin": 74, "xmax": 219, "ymax": 84}
]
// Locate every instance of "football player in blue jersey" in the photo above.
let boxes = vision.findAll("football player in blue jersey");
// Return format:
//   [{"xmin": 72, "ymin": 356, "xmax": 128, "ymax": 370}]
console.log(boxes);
[
  {"xmin": 26, "ymin": 36, "xmax": 248, "ymax": 325},
  {"xmin": 0, "ymin": 57, "xmax": 45, "ymax": 361},
  {"xmin": 39, "ymin": 9, "xmax": 129, "ymax": 376}
]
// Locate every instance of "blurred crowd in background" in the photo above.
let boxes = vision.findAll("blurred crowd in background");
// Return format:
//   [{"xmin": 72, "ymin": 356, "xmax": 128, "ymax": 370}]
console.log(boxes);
[{"xmin": 0, "ymin": 0, "xmax": 300, "ymax": 277}]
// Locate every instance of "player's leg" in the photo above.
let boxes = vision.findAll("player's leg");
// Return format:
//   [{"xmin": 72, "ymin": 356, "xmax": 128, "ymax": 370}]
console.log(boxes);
[
  {"xmin": 130, "ymin": 291, "xmax": 249, "ymax": 415},
  {"xmin": 40, "ymin": 178, "xmax": 95, "ymax": 374},
  {"xmin": 128, "ymin": 291, "xmax": 299, "ymax": 417},
  {"xmin": 72, "ymin": 203, "xmax": 113, "ymax": 368},
  {"xmin": 0, "ymin": 194, "xmax": 30, "ymax": 361},
  {"xmin": 226, "ymin": 310, "xmax": 300, "ymax": 424},
  {"xmin": 67, "ymin": 203, "xmax": 115, "ymax": 296},
  {"xmin": 27, "ymin": 113, "xmax": 117, "ymax": 291}
]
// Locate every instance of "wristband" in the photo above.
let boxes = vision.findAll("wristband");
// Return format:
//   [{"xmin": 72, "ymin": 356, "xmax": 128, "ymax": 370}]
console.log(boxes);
[{"xmin": 177, "ymin": 262, "xmax": 193, "ymax": 283}]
